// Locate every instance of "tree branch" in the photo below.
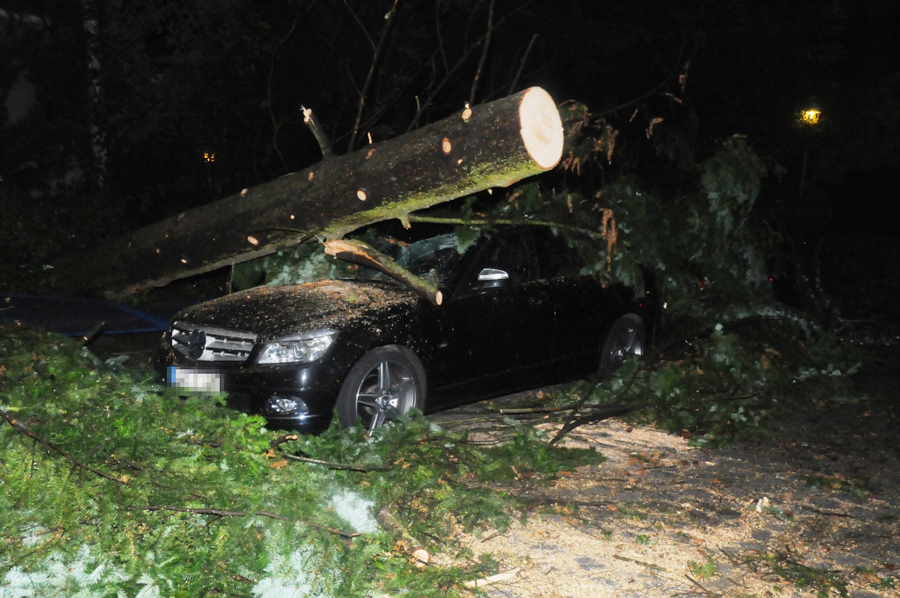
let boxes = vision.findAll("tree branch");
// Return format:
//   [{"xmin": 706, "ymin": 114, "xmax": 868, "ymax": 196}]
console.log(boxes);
[
  {"xmin": 497, "ymin": 403, "xmax": 583, "ymax": 415},
  {"xmin": 323, "ymin": 238, "xmax": 443, "ymax": 305},
  {"xmin": 597, "ymin": 38, "xmax": 688, "ymax": 118},
  {"xmin": 282, "ymin": 453, "xmax": 391, "ymax": 472},
  {"xmin": 267, "ymin": 3, "xmax": 320, "ymax": 172},
  {"xmin": 550, "ymin": 402, "xmax": 641, "ymax": 445},
  {"xmin": 434, "ymin": 1, "xmax": 449, "ymax": 74},
  {"xmin": 550, "ymin": 362, "xmax": 644, "ymax": 445},
  {"xmin": 1, "ymin": 407, "xmax": 129, "ymax": 485},
  {"xmin": 302, "ymin": 106, "xmax": 335, "ymax": 159},
  {"xmin": 652, "ymin": 316, "xmax": 787, "ymax": 359},
  {"xmin": 508, "ymin": 33, "xmax": 539, "ymax": 95},
  {"xmin": 406, "ymin": 215, "xmax": 609, "ymax": 240},
  {"xmin": 341, "ymin": 0, "xmax": 375, "ymax": 50},
  {"xmin": 348, "ymin": 0, "xmax": 401, "ymax": 151},
  {"xmin": 469, "ymin": 0, "xmax": 496, "ymax": 106},
  {"xmin": 132, "ymin": 505, "xmax": 361, "ymax": 538},
  {"xmin": 407, "ymin": 2, "xmax": 534, "ymax": 131}
]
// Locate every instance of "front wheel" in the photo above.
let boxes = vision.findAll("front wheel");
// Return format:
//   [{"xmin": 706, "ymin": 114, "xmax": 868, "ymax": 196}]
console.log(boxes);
[
  {"xmin": 598, "ymin": 314, "xmax": 645, "ymax": 379},
  {"xmin": 336, "ymin": 346, "xmax": 426, "ymax": 432}
]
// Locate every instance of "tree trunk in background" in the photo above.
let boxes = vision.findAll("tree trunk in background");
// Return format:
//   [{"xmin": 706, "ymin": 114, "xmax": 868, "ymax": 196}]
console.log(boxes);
[
  {"xmin": 48, "ymin": 87, "xmax": 563, "ymax": 298},
  {"xmin": 82, "ymin": 0, "xmax": 107, "ymax": 188}
]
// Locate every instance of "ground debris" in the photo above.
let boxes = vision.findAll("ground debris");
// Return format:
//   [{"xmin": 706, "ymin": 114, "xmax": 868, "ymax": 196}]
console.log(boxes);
[{"xmin": 430, "ymin": 397, "xmax": 900, "ymax": 597}]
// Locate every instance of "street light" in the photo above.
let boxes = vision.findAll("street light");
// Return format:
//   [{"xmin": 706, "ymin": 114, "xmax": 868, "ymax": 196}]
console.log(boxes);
[
  {"xmin": 799, "ymin": 100, "xmax": 821, "ymax": 198},
  {"xmin": 800, "ymin": 107, "xmax": 821, "ymax": 125}
]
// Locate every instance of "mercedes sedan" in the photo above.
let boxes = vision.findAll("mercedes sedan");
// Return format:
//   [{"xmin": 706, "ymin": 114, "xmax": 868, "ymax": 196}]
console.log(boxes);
[{"xmin": 156, "ymin": 226, "xmax": 658, "ymax": 433}]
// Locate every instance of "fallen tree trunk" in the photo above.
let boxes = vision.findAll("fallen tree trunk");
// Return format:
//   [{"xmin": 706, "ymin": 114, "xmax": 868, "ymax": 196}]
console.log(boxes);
[{"xmin": 49, "ymin": 87, "xmax": 564, "ymax": 298}]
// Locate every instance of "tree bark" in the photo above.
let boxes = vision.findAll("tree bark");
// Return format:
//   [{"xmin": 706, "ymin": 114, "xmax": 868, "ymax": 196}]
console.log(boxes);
[{"xmin": 48, "ymin": 87, "xmax": 563, "ymax": 298}]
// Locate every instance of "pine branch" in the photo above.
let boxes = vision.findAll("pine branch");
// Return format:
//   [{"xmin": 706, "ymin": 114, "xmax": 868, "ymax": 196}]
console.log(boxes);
[
  {"xmin": 281, "ymin": 453, "xmax": 391, "ymax": 472},
  {"xmin": 132, "ymin": 505, "xmax": 361, "ymax": 539},
  {"xmin": 1, "ymin": 407, "xmax": 129, "ymax": 485},
  {"xmin": 407, "ymin": 215, "xmax": 609, "ymax": 239}
]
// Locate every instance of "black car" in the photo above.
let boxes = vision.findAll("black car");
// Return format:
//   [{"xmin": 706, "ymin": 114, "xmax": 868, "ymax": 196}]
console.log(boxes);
[{"xmin": 156, "ymin": 226, "xmax": 658, "ymax": 433}]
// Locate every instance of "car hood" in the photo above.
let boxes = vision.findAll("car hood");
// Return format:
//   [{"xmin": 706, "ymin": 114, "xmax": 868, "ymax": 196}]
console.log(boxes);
[{"xmin": 172, "ymin": 279, "xmax": 418, "ymax": 340}]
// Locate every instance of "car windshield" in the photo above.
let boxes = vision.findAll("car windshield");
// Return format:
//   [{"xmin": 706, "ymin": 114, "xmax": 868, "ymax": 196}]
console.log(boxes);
[{"xmin": 372, "ymin": 233, "xmax": 460, "ymax": 286}]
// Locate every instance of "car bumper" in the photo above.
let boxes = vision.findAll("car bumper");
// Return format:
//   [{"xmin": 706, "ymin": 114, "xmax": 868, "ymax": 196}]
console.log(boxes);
[
  {"xmin": 160, "ymin": 357, "xmax": 345, "ymax": 434},
  {"xmin": 226, "ymin": 367, "xmax": 342, "ymax": 434}
]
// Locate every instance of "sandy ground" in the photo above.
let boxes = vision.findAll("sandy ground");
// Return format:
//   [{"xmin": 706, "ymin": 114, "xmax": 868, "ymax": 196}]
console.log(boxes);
[{"xmin": 429, "ymin": 382, "xmax": 900, "ymax": 597}]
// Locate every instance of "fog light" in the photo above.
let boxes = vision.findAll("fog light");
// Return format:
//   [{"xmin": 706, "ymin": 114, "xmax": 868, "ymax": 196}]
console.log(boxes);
[{"xmin": 265, "ymin": 395, "xmax": 309, "ymax": 417}]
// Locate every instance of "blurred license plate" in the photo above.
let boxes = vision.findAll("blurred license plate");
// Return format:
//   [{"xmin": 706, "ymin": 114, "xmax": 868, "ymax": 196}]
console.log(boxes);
[{"xmin": 167, "ymin": 366, "xmax": 223, "ymax": 394}]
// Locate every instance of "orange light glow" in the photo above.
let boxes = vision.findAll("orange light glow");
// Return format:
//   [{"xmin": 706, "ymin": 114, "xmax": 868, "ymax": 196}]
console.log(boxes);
[{"xmin": 800, "ymin": 109, "xmax": 821, "ymax": 125}]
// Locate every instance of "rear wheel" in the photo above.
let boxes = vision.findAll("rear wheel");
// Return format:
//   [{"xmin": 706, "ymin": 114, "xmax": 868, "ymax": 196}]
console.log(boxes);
[
  {"xmin": 336, "ymin": 346, "xmax": 426, "ymax": 432},
  {"xmin": 599, "ymin": 314, "xmax": 645, "ymax": 379}
]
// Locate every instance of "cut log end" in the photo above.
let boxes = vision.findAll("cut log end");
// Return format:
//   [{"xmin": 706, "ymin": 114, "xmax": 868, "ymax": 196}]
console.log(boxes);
[{"xmin": 519, "ymin": 87, "xmax": 564, "ymax": 169}]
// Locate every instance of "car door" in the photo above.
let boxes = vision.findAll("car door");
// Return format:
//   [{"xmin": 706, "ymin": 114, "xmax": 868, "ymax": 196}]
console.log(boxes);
[
  {"xmin": 532, "ymin": 228, "xmax": 604, "ymax": 375},
  {"xmin": 447, "ymin": 228, "xmax": 554, "ymax": 393}
]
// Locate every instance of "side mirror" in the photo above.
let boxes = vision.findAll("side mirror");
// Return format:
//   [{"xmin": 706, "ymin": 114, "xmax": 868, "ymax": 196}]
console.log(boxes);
[
  {"xmin": 478, "ymin": 268, "xmax": 509, "ymax": 282},
  {"xmin": 473, "ymin": 268, "xmax": 509, "ymax": 290}
]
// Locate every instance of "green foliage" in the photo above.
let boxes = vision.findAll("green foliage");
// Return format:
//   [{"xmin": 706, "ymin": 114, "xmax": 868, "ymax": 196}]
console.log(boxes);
[
  {"xmin": 689, "ymin": 554, "xmax": 718, "ymax": 580},
  {"xmin": 561, "ymin": 312, "xmax": 859, "ymax": 447},
  {"xmin": 232, "ymin": 242, "xmax": 342, "ymax": 291},
  {"xmin": 232, "ymin": 230, "xmax": 387, "ymax": 291},
  {"xmin": 486, "ymin": 130, "xmax": 861, "ymax": 445},
  {"xmin": 1, "ymin": 321, "xmax": 592, "ymax": 596},
  {"xmin": 595, "ymin": 137, "xmax": 777, "ymax": 310}
]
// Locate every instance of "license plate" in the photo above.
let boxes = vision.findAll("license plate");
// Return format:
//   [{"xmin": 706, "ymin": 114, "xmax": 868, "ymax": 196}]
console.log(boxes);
[{"xmin": 167, "ymin": 366, "xmax": 223, "ymax": 394}]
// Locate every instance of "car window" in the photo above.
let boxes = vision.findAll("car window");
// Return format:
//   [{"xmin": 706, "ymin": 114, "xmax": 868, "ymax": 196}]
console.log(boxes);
[
  {"xmin": 534, "ymin": 229, "xmax": 585, "ymax": 279},
  {"xmin": 467, "ymin": 230, "xmax": 537, "ymax": 288},
  {"xmin": 398, "ymin": 234, "xmax": 460, "ymax": 284},
  {"xmin": 366, "ymin": 233, "xmax": 461, "ymax": 285}
]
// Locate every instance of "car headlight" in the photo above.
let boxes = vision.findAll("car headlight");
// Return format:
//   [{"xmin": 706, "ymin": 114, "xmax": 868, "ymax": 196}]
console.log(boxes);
[{"xmin": 256, "ymin": 330, "xmax": 336, "ymax": 365}]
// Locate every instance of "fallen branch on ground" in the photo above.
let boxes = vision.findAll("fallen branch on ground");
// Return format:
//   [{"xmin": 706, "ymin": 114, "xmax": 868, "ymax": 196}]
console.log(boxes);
[
  {"xmin": 1, "ymin": 407, "xmax": 129, "ymax": 485},
  {"xmin": 281, "ymin": 453, "xmax": 391, "ymax": 472},
  {"xmin": 131, "ymin": 505, "xmax": 360, "ymax": 539}
]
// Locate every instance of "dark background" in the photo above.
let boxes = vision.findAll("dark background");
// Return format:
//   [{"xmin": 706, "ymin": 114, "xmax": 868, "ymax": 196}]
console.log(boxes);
[{"xmin": 1, "ymin": 0, "xmax": 898, "ymax": 324}]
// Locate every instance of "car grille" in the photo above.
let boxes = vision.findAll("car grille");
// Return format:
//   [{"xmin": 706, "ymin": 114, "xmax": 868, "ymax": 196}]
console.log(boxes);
[{"xmin": 171, "ymin": 321, "xmax": 257, "ymax": 363}]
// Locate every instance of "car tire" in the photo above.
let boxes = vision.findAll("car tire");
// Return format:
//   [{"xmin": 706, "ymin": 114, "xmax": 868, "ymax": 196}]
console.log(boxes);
[
  {"xmin": 598, "ymin": 314, "xmax": 645, "ymax": 380},
  {"xmin": 336, "ymin": 345, "xmax": 427, "ymax": 432}
]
